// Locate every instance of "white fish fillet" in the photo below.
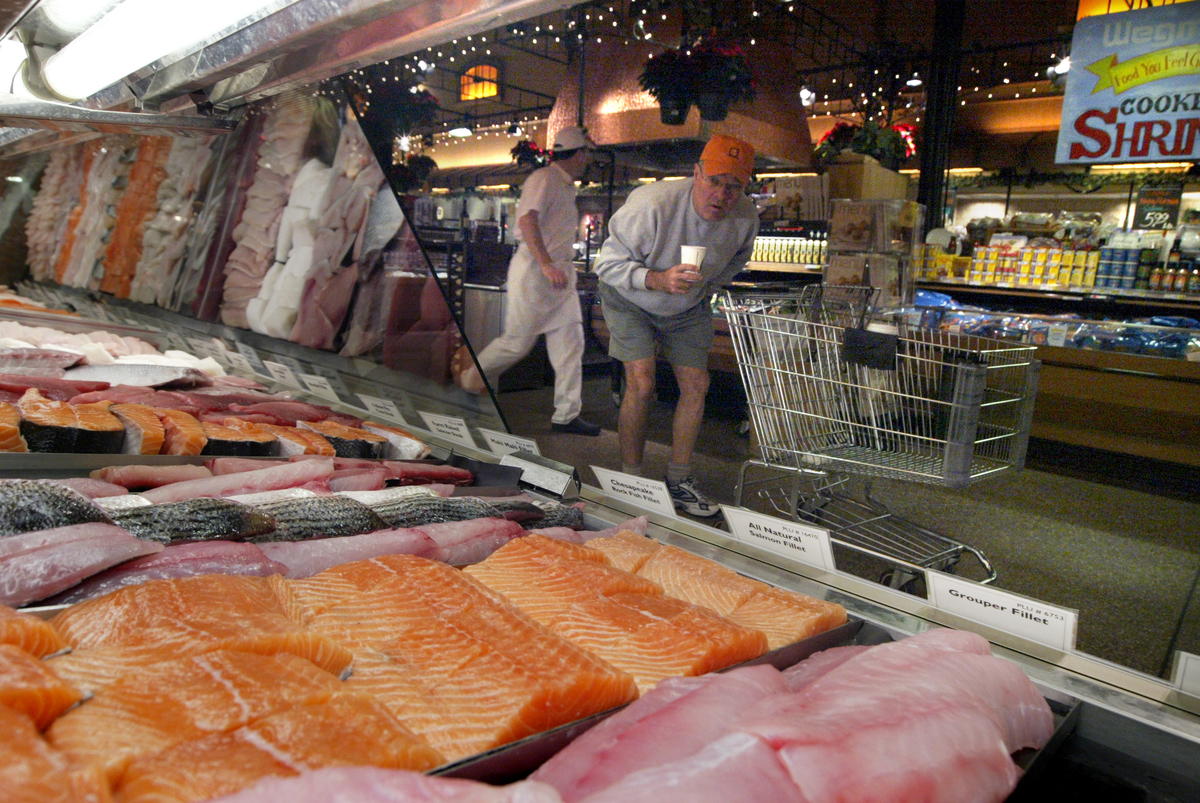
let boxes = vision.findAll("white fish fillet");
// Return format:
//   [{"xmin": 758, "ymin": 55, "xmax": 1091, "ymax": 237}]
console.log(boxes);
[
  {"xmin": 141, "ymin": 458, "xmax": 335, "ymax": 504},
  {"xmin": 258, "ymin": 527, "xmax": 438, "ymax": 578},
  {"xmin": 0, "ymin": 523, "xmax": 162, "ymax": 606},
  {"xmin": 532, "ymin": 665, "xmax": 788, "ymax": 802}
]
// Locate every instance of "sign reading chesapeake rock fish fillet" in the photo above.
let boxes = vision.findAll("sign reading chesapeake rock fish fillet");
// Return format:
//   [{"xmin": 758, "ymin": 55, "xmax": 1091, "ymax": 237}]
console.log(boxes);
[
  {"xmin": 1056, "ymin": 4, "xmax": 1200, "ymax": 165},
  {"xmin": 591, "ymin": 467, "xmax": 677, "ymax": 518}
]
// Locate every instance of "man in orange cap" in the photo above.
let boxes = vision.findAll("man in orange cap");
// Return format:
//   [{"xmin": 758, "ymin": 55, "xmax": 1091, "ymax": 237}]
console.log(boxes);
[{"xmin": 593, "ymin": 134, "xmax": 758, "ymax": 517}]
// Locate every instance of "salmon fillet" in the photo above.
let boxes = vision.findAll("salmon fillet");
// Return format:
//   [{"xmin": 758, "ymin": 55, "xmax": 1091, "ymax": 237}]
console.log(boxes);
[
  {"xmin": 0, "ymin": 604, "xmax": 67, "ymax": 657},
  {"xmin": 116, "ymin": 694, "xmax": 444, "ymax": 803},
  {"xmin": 284, "ymin": 556, "xmax": 638, "ymax": 760},
  {"xmin": 0, "ymin": 706, "xmax": 113, "ymax": 803},
  {"xmin": 636, "ymin": 544, "xmax": 767, "ymax": 616},
  {"xmin": 110, "ymin": 404, "xmax": 165, "ymax": 456},
  {"xmin": 468, "ymin": 537, "xmax": 769, "ymax": 692},
  {"xmin": 153, "ymin": 408, "xmax": 208, "ymax": 456},
  {"xmin": 548, "ymin": 593, "xmax": 768, "ymax": 693},
  {"xmin": 17, "ymin": 389, "xmax": 125, "ymax": 454},
  {"xmin": 200, "ymin": 419, "xmax": 277, "ymax": 456},
  {"xmin": 585, "ymin": 529, "xmax": 661, "ymax": 573},
  {"xmin": 0, "ymin": 644, "xmax": 83, "ymax": 729},
  {"xmin": 726, "ymin": 587, "xmax": 848, "ymax": 650},
  {"xmin": 257, "ymin": 424, "xmax": 335, "ymax": 456},
  {"xmin": 101, "ymin": 136, "xmax": 172, "ymax": 298},
  {"xmin": 0, "ymin": 400, "xmax": 29, "ymax": 452},
  {"xmin": 47, "ymin": 650, "xmax": 344, "ymax": 784},
  {"xmin": 49, "ymin": 574, "xmax": 352, "ymax": 680},
  {"xmin": 464, "ymin": 536, "xmax": 657, "ymax": 622}
]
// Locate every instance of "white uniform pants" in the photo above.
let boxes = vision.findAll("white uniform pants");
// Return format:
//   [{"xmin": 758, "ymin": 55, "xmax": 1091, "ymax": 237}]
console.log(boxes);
[{"xmin": 476, "ymin": 322, "xmax": 583, "ymax": 425}]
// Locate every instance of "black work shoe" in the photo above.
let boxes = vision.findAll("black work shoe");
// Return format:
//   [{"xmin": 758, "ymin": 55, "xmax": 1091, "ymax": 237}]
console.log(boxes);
[{"xmin": 551, "ymin": 416, "xmax": 602, "ymax": 436}]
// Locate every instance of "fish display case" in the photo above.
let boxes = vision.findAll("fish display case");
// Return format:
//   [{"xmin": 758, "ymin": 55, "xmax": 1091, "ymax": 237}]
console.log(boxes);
[{"xmin": 0, "ymin": 0, "xmax": 1197, "ymax": 799}]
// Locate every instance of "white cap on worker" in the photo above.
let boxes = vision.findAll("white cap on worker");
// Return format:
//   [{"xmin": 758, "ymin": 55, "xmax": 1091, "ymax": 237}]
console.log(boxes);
[{"xmin": 551, "ymin": 126, "xmax": 594, "ymax": 152}]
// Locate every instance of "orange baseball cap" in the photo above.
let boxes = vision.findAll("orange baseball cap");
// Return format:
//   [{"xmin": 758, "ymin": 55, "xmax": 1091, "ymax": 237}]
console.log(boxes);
[{"xmin": 699, "ymin": 134, "xmax": 755, "ymax": 184}]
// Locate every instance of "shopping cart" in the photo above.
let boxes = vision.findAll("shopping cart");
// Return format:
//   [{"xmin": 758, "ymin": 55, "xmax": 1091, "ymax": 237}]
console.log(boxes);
[{"xmin": 722, "ymin": 285, "xmax": 1041, "ymax": 589}]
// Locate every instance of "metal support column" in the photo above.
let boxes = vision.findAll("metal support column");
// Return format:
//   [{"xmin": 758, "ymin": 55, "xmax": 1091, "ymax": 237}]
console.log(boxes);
[{"xmin": 916, "ymin": 0, "xmax": 965, "ymax": 234}]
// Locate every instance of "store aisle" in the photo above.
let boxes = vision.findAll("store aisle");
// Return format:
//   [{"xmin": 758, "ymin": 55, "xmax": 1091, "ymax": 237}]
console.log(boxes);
[{"xmin": 498, "ymin": 373, "xmax": 1200, "ymax": 678}]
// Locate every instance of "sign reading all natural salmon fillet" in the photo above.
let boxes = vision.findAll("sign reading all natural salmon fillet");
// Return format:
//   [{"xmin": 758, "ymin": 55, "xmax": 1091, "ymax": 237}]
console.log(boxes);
[{"xmin": 1057, "ymin": 4, "xmax": 1200, "ymax": 165}]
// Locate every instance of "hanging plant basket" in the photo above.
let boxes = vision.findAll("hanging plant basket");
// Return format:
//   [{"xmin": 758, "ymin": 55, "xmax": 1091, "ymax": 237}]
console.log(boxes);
[
  {"xmin": 658, "ymin": 95, "xmax": 691, "ymax": 125},
  {"xmin": 695, "ymin": 92, "xmax": 731, "ymax": 122}
]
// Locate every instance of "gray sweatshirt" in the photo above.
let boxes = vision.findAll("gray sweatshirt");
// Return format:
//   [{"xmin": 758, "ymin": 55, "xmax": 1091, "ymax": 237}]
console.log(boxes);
[{"xmin": 594, "ymin": 178, "xmax": 759, "ymax": 317}]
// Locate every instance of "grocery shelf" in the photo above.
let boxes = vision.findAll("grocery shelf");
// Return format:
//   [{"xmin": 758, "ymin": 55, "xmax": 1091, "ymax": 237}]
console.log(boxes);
[{"xmin": 917, "ymin": 280, "xmax": 1200, "ymax": 312}]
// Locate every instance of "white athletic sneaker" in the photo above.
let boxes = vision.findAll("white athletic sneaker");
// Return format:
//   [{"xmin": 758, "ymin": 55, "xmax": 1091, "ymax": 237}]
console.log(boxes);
[{"xmin": 667, "ymin": 476, "xmax": 720, "ymax": 518}]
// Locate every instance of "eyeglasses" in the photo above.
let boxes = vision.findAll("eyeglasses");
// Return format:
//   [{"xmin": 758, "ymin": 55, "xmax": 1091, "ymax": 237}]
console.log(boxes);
[{"xmin": 697, "ymin": 166, "xmax": 746, "ymax": 197}]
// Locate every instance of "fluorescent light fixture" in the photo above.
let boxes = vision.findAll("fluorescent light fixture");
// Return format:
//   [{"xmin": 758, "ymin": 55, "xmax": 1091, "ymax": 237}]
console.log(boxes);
[
  {"xmin": 42, "ymin": 0, "xmax": 289, "ymax": 101},
  {"xmin": 899, "ymin": 169, "xmax": 921, "ymax": 175},
  {"xmin": 637, "ymin": 177, "xmax": 658, "ymax": 182},
  {"xmin": 37, "ymin": 0, "xmax": 122, "ymax": 37},
  {"xmin": 1090, "ymin": 162, "xmax": 1188, "ymax": 172},
  {"xmin": 448, "ymin": 124, "xmax": 473, "ymax": 137},
  {"xmin": 947, "ymin": 167, "xmax": 984, "ymax": 175},
  {"xmin": 906, "ymin": 72, "xmax": 922, "ymax": 87},
  {"xmin": 758, "ymin": 172, "xmax": 819, "ymax": 178},
  {"xmin": 6, "ymin": 176, "xmax": 23, "ymax": 182}
]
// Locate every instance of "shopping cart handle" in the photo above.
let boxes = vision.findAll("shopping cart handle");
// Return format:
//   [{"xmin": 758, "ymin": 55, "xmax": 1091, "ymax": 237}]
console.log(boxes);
[{"xmin": 842, "ymin": 328, "xmax": 897, "ymax": 370}]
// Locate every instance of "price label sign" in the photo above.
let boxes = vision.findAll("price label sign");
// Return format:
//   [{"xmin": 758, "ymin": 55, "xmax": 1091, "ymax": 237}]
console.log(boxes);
[
  {"xmin": 480, "ymin": 428, "xmax": 541, "ymax": 457},
  {"xmin": 225, "ymin": 352, "xmax": 254, "ymax": 374},
  {"xmin": 262, "ymin": 360, "xmax": 301, "ymax": 389},
  {"xmin": 358, "ymin": 394, "xmax": 406, "ymax": 424},
  {"xmin": 122, "ymin": 315, "xmax": 142, "ymax": 328},
  {"xmin": 418, "ymin": 412, "xmax": 477, "ymax": 449},
  {"xmin": 299, "ymin": 373, "xmax": 340, "ymax": 403},
  {"xmin": 277, "ymin": 355, "xmax": 308, "ymax": 379},
  {"xmin": 927, "ymin": 571, "xmax": 1077, "ymax": 652},
  {"xmin": 500, "ymin": 453, "xmax": 575, "ymax": 497},
  {"xmin": 310, "ymin": 366, "xmax": 353, "ymax": 401},
  {"xmin": 187, "ymin": 338, "xmax": 216, "ymax": 359},
  {"xmin": 165, "ymin": 332, "xmax": 190, "ymax": 352},
  {"xmin": 721, "ymin": 506, "xmax": 836, "ymax": 572},
  {"xmin": 590, "ymin": 467, "xmax": 676, "ymax": 518},
  {"xmin": 1173, "ymin": 652, "xmax": 1200, "ymax": 697},
  {"xmin": 1047, "ymin": 323, "xmax": 1071, "ymax": 348},
  {"xmin": 1133, "ymin": 186, "xmax": 1182, "ymax": 230},
  {"xmin": 235, "ymin": 342, "xmax": 267, "ymax": 374}
]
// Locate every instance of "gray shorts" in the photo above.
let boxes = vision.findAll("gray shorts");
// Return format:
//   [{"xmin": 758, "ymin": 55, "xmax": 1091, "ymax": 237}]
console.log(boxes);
[{"xmin": 599, "ymin": 283, "xmax": 713, "ymax": 370}]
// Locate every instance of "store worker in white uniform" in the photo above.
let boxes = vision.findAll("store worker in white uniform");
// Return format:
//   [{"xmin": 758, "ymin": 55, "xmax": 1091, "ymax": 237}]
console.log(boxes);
[
  {"xmin": 593, "ymin": 134, "xmax": 758, "ymax": 516},
  {"xmin": 454, "ymin": 126, "xmax": 601, "ymax": 436}
]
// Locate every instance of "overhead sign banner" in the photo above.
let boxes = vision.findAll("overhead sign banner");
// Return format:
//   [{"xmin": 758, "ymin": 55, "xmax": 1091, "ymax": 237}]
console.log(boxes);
[{"xmin": 1056, "ymin": 4, "xmax": 1200, "ymax": 165}]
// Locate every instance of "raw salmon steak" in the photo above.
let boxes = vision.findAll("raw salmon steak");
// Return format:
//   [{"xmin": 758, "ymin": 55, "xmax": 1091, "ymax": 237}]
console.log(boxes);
[
  {"xmin": 282, "ymin": 555, "xmax": 638, "ymax": 760},
  {"xmin": 257, "ymin": 423, "xmax": 336, "ymax": 456},
  {"xmin": 47, "ymin": 650, "xmax": 344, "ymax": 784},
  {"xmin": 0, "ymin": 706, "xmax": 113, "ymax": 803},
  {"xmin": 110, "ymin": 404, "xmax": 165, "ymax": 456},
  {"xmin": 0, "ymin": 400, "xmax": 29, "ymax": 452},
  {"xmin": 0, "ymin": 643, "xmax": 83, "ymax": 729},
  {"xmin": 49, "ymin": 574, "xmax": 352, "ymax": 679},
  {"xmin": 116, "ymin": 694, "xmax": 445, "ymax": 803},
  {"xmin": 153, "ymin": 408, "xmax": 208, "ymax": 456},
  {"xmin": 0, "ymin": 603, "xmax": 67, "ymax": 657},
  {"xmin": 17, "ymin": 389, "xmax": 125, "ymax": 454},
  {"xmin": 296, "ymin": 420, "xmax": 387, "ymax": 459},
  {"xmin": 200, "ymin": 419, "xmax": 278, "ymax": 457}
]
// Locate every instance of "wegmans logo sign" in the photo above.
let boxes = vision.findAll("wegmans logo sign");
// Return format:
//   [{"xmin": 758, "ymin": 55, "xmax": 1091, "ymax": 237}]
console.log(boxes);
[{"xmin": 1057, "ymin": 4, "xmax": 1200, "ymax": 164}]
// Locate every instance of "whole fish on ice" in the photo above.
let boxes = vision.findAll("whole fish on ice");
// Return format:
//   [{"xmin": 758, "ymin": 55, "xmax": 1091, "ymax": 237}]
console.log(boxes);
[
  {"xmin": 65, "ymin": 363, "xmax": 214, "ymax": 389},
  {"xmin": 369, "ymin": 496, "xmax": 540, "ymax": 530}
]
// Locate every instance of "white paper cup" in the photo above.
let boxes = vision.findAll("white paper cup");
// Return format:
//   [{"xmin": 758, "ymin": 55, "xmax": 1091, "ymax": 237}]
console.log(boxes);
[{"xmin": 680, "ymin": 245, "xmax": 707, "ymax": 267}]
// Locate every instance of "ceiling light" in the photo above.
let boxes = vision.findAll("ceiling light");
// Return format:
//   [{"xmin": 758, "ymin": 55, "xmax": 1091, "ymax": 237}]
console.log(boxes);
[
  {"xmin": 798, "ymin": 86, "xmax": 816, "ymax": 107},
  {"xmin": 507, "ymin": 123, "xmax": 524, "ymax": 136},
  {"xmin": 41, "ymin": 0, "xmax": 290, "ymax": 101},
  {"xmin": 449, "ymin": 120, "xmax": 474, "ymax": 137},
  {"xmin": 906, "ymin": 72, "xmax": 923, "ymax": 87},
  {"xmin": 1054, "ymin": 56, "xmax": 1071, "ymax": 75}
]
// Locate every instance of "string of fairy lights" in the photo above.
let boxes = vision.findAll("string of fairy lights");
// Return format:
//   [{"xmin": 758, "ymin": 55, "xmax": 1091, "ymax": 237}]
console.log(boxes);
[{"xmin": 309, "ymin": 0, "xmax": 1074, "ymax": 161}]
